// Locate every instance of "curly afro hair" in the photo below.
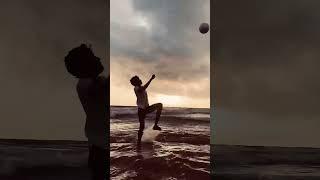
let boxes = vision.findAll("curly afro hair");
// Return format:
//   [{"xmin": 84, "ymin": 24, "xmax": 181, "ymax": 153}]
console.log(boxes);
[
  {"xmin": 64, "ymin": 44, "xmax": 104, "ymax": 78},
  {"xmin": 130, "ymin": 76, "xmax": 141, "ymax": 86}
]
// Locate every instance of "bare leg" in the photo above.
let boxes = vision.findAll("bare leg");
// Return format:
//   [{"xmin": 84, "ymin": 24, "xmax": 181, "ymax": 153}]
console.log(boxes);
[
  {"xmin": 138, "ymin": 109, "xmax": 146, "ymax": 145},
  {"xmin": 146, "ymin": 103, "xmax": 163, "ymax": 130},
  {"xmin": 138, "ymin": 122, "xmax": 145, "ymax": 145},
  {"xmin": 154, "ymin": 103, "xmax": 162, "ymax": 126}
]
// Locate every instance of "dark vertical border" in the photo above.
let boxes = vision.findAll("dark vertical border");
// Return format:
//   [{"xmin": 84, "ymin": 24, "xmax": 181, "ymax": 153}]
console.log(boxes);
[
  {"xmin": 106, "ymin": 0, "xmax": 110, "ymax": 178},
  {"xmin": 210, "ymin": 0, "xmax": 216, "ymax": 177},
  {"xmin": 106, "ymin": 0, "xmax": 110, "ymax": 75}
]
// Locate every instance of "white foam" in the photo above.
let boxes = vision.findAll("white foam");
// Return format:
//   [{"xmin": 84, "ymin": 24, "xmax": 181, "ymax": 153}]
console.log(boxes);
[{"xmin": 141, "ymin": 126, "xmax": 161, "ymax": 143}]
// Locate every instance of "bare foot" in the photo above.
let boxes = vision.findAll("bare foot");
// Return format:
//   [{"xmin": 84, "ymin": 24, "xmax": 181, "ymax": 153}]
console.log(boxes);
[{"xmin": 153, "ymin": 125, "xmax": 162, "ymax": 131}]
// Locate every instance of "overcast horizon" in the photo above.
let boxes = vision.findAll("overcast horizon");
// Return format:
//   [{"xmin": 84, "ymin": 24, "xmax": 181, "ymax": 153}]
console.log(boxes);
[{"xmin": 110, "ymin": 0, "xmax": 210, "ymax": 108}]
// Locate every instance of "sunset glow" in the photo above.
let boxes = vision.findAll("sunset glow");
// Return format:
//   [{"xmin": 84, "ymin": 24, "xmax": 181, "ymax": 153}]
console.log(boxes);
[{"xmin": 154, "ymin": 94, "xmax": 183, "ymax": 107}]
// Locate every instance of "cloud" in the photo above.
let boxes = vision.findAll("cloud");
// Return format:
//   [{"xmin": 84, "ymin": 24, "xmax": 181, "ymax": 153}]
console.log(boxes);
[
  {"xmin": 215, "ymin": 0, "xmax": 320, "ymax": 117},
  {"xmin": 110, "ymin": 0, "xmax": 210, "ymax": 107}
]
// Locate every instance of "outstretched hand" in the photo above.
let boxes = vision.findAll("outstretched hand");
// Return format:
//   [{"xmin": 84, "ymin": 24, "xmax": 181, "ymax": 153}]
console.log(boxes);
[{"xmin": 143, "ymin": 74, "xmax": 156, "ymax": 90}]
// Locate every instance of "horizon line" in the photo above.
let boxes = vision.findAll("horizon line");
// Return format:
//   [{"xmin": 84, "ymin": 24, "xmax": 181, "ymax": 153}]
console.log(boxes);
[{"xmin": 110, "ymin": 104, "xmax": 210, "ymax": 109}]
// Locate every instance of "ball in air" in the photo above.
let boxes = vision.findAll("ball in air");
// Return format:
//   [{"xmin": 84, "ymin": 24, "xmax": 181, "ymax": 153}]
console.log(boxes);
[{"xmin": 199, "ymin": 23, "xmax": 210, "ymax": 34}]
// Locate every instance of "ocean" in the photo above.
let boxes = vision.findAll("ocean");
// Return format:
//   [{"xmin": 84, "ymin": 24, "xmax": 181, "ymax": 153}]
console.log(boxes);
[
  {"xmin": 0, "ymin": 139, "xmax": 91, "ymax": 179},
  {"xmin": 212, "ymin": 144, "xmax": 320, "ymax": 179},
  {"xmin": 0, "ymin": 106, "xmax": 210, "ymax": 180},
  {"xmin": 110, "ymin": 106, "xmax": 211, "ymax": 180}
]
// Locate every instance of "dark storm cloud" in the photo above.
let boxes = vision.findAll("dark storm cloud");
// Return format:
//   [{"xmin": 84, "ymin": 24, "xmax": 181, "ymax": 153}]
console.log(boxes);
[
  {"xmin": 132, "ymin": 0, "xmax": 210, "ymax": 58},
  {"xmin": 215, "ymin": 0, "xmax": 320, "ymax": 117},
  {"xmin": 0, "ymin": 0, "xmax": 107, "ymax": 140},
  {"xmin": 111, "ymin": 0, "xmax": 210, "ymax": 84}
]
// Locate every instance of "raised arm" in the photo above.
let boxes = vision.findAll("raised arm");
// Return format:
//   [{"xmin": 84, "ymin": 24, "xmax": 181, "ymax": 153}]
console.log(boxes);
[{"xmin": 142, "ymin": 74, "xmax": 155, "ymax": 90}]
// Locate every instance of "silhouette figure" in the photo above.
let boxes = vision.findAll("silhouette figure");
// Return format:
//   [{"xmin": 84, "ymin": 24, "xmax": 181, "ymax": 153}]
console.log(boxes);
[
  {"xmin": 65, "ymin": 44, "xmax": 108, "ymax": 180},
  {"xmin": 130, "ymin": 75, "xmax": 162, "ymax": 145}
]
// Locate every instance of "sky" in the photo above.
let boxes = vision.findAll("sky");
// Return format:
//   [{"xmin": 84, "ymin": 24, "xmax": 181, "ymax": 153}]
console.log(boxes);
[
  {"xmin": 214, "ymin": 0, "xmax": 320, "ymax": 147},
  {"xmin": 110, "ymin": 0, "xmax": 210, "ymax": 108},
  {"xmin": 0, "ymin": 0, "xmax": 107, "ymax": 140}
]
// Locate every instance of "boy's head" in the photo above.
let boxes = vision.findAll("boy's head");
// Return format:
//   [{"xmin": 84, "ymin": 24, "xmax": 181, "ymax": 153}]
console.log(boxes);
[
  {"xmin": 64, "ymin": 44, "xmax": 104, "ymax": 78},
  {"xmin": 130, "ymin": 76, "xmax": 142, "ymax": 86}
]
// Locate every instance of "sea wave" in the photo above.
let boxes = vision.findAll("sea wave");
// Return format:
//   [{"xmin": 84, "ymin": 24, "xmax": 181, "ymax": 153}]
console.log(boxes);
[
  {"xmin": 110, "ymin": 106, "xmax": 210, "ymax": 179},
  {"xmin": 111, "ymin": 106, "xmax": 210, "ymax": 122},
  {"xmin": 110, "ymin": 142, "xmax": 210, "ymax": 180}
]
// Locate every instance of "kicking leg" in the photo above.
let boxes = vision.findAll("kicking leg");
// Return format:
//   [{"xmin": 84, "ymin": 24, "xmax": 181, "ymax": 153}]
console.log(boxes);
[{"xmin": 146, "ymin": 103, "xmax": 163, "ymax": 130}]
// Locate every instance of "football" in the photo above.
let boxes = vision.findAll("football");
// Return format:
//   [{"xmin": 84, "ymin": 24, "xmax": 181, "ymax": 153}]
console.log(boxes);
[{"xmin": 199, "ymin": 23, "xmax": 210, "ymax": 34}]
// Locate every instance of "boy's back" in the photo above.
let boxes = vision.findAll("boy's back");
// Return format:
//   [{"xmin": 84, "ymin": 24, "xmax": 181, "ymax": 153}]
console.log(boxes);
[{"xmin": 77, "ymin": 76, "xmax": 108, "ymax": 148}]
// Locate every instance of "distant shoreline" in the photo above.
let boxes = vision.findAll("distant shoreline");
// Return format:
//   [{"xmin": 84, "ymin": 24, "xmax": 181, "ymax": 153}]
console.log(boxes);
[{"xmin": 1, "ymin": 139, "xmax": 318, "ymax": 150}]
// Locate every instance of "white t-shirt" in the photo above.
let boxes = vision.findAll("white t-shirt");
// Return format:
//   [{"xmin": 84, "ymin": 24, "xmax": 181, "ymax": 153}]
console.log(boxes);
[{"xmin": 134, "ymin": 86, "xmax": 149, "ymax": 109}]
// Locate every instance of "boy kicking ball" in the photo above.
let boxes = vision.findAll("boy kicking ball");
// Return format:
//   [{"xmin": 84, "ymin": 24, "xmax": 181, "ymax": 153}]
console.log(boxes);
[{"xmin": 130, "ymin": 74, "xmax": 163, "ymax": 145}]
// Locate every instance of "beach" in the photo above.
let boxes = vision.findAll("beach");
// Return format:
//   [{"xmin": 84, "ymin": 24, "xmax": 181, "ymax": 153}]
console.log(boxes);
[{"xmin": 110, "ymin": 106, "xmax": 211, "ymax": 180}]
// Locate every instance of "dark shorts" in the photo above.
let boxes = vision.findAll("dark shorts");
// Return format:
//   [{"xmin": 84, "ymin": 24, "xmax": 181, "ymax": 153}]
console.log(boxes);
[{"xmin": 138, "ymin": 104, "xmax": 159, "ymax": 121}]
